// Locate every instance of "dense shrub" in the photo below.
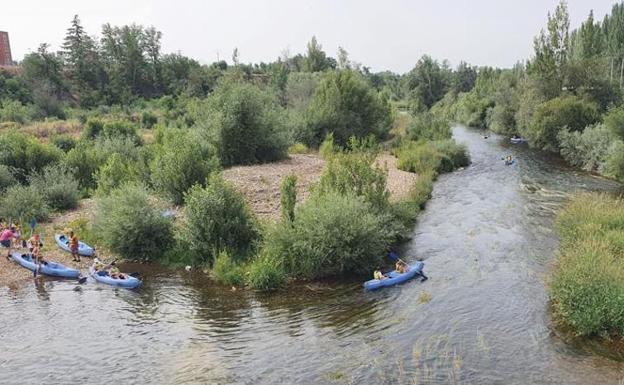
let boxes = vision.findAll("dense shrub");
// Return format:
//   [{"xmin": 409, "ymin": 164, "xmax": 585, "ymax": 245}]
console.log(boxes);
[
  {"xmin": 0, "ymin": 100, "xmax": 31, "ymax": 123},
  {"xmin": 0, "ymin": 165, "xmax": 17, "ymax": 191},
  {"xmin": 550, "ymin": 194, "xmax": 624, "ymax": 337},
  {"xmin": 50, "ymin": 134, "xmax": 77, "ymax": 152},
  {"xmin": 102, "ymin": 120, "xmax": 140, "ymax": 142},
  {"xmin": 0, "ymin": 130, "xmax": 62, "ymax": 181},
  {"xmin": 0, "ymin": 184, "xmax": 49, "ymax": 221},
  {"xmin": 287, "ymin": 142, "xmax": 308, "ymax": 154},
  {"xmin": 395, "ymin": 140, "xmax": 469, "ymax": 175},
  {"xmin": 95, "ymin": 184, "xmax": 173, "ymax": 261},
  {"xmin": 305, "ymin": 70, "xmax": 392, "ymax": 146},
  {"xmin": 557, "ymin": 124, "xmax": 615, "ymax": 172},
  {"xmin": 180, "ymin": 175, "xmax": 258, "ymax": 265},
  {"xmin": 407, "ymin": 111, "xmax": 451, "ymax": 141},
  {"xmin": 29, "ymin": 164, "xmax": 80, "ymax": 211},
  {"xmin": 317, "ymin": 148, "xmax": 389, "ymax": 210},
  {"xmin": 141, "ymin": 111, "xmax": 158, "ymax": 129},
  {"xmin": 390, "ymin": 170, "xmax": 435, "ymax": 228},
  {"xmin": 280, "ymin": 174, "xmax": 297, "ymax": 222},
  {"xmin": 528, "ymin": 96, "xmax": 600, "ymax": 152},
  {"xmin": 246, "ymin": 254, "xmax": 286, "ymax": 290},
  {"xmin": 262, "ymin": 191, "xmax": 395, "ymax": 279},
  {"xmin": 603, "ymin": 106, "xmax": 624, "ymax": 140},
  {"xmin": 211, "ymin": 250, "xmax": 245, "ymax": 286},
  {"xmin": 201, "ymin": 81, "xmax": 288, "ymax": 166},
  {"xmin": 81, "ymin": 118, "xmax": 104, "ymax": 140},
  {"xmin": 605, "ymin": 140, "xmax": 624, "ymax": 182},
  {"xmin": 95, "ymin": 153, "xmax": 137, "ymax": 195},
  {"xmin": 151, "ymin": 131, "xmax": 219, "ymax": 205}
]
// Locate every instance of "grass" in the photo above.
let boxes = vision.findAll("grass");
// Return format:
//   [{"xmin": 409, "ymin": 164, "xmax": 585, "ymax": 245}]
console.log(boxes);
[
  {"xmin": 550, "ymin": 193, "xmax": 624, "ymax": 338},
  {"xmin": 287, "ymin": 142, "xmax": 309, "ymax": 154}
]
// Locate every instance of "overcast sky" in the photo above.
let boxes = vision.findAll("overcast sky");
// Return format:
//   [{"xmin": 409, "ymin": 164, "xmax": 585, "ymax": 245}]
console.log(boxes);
[{"xmin": 1, "ymin": 0, "xmax": 616, "ymax": 73}]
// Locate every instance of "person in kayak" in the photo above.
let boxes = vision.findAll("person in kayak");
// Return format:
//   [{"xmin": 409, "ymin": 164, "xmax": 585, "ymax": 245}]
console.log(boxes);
[
  {"xmin": 69, "ymin": 231, "xmax": 80, "ymax": 262},
  {"xmin": 0, "ymin": 226, "xmax": 18, "ymax": 259},
  {"xmin": 373, "ymin": 268, "xmax": 387, "ymax": 280},
  {"xmin": 110, "ymin": 266, "xmax": 127, "ymax": 280},
  {"xmin": 395, "ymin": 260, "xmax": 409, "ymax": 274}
]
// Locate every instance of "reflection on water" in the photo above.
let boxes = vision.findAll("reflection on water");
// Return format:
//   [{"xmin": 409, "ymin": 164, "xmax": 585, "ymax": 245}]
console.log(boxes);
[{"xmin": 1, "ymin": 126, "xmax": 623, "ymax": 385}]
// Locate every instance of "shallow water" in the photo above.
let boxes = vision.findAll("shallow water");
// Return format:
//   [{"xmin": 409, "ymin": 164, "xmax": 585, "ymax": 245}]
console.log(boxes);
[{"xmin": 2, "ymin": 126, "xmax": 623, "ymax": 385}]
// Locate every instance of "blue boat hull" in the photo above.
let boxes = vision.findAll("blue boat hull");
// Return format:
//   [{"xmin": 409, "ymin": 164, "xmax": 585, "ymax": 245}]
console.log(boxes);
[
  {"xmin": 364, "ymin": 261, "xmax": 424, "ymax": 290},
  {"xmin": 89, "ymin": 266, "xmax": 141, "ymax": 289},
  {"xmin": 10, "ymin": 252, "xmax": 80, "ymax": 278},
  {"xmin": 510, "ymin": 138, "xmax": 527, "ymax": 143},
  {"xmin": 55, "ymin": 234, "xmax": 95, "ymax": 257}
]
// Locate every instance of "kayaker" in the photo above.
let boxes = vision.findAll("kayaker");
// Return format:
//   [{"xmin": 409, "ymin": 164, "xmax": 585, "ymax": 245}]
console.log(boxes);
[
  {"xmin": 395, "ymin": 260, "xmax": 409, "ymax": 274},
  {"xmin": 69, "ymin": 231, "xmax": 80, "ymax": 262},
  {"xmin": 373, "ymin": 268, "xmax": 387, "ymax": 280},
  {"xmin": 0, "ymin": 226, "xmax": 18, "ymax": 259},
  {"xmin": 110, "ymin": 266, "xmax": 126, "ymax": 280}
]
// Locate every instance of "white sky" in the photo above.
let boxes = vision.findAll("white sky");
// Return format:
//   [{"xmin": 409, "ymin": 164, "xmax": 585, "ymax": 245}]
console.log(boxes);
[{"xmin": 1, "ymin": 0, "xmax": 616, "ymax": 73}]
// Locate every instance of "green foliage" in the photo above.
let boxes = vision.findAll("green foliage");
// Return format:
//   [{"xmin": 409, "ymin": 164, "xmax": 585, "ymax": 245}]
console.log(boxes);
[
  {"xmin": 406, "ymin": 55, "xmax": 450, "ymax": 109},
  {"xmin": 303, "ymin": 36, "xmax": 332, "ymax": 73},
  {"xmin": 95, "ymin": 153, "xmax": 136, "ymax": 195},
  {"xmin": 528, "ymin": 95, "xmax": 599, "ymax": 151},
  {"xmin": 603, "ymin": 106, "xmax": 624, "ymax": 139},
  {"xmin": 280, "ymin": 175, "xmax": 297, "ymax": 222},
  {"xmin": 604, "ymin": 140, "xmax": 624, "ymax": 182},
  {"xmin": 246, "ymin": 254, "xmax": 286, "ymax": 290},
  {"xmin": 201, "ymin": 81, "xmax": 288, "ymax": 166},
  {"xmin": 65, "ymin": 217, "xmax": 98, "ymax": 248},
  {"xmin": 557, "ymin": 124, "xmax": 615, "ymax": 172},
  {"xmin": 0, "ymin": 184, "xmax": 49, "ymax": 222},
  {"xmin": 141, "ymin": 111, "xmax": 158, "ymax": 129},
  {"xmin": 317, "ymin": 147, "xmax": 389, "ymax": 210},
  {"xmin": 287, "ymin": 142, "xmax": 308, "ymax": 154},
  {"xmin": 0, "ymin": 130, "xmax": 62, "ymax": 182},
  {"xmin": 407, "ymin": 111, "xmax": 452, "ymax": 141},
  {"xmin": 29, "ymin": 164, "xmax": 80, "ymax": 211},
  {"xmin": 50, "ymin": 134, "xmax": 77, "ymax": 152},
  {"xmin": 305, "ymin": 70, "xmax": 392, "ymax": 146},
  {"xmin": 82, "ymin": 118, "xmax": 104, "ymax": 140},
  {"xmin": 151, "ymin": 130, "xmax": 219, "ymax": 205},
  {"xmin": 0, "ymin": 165, "xmax": 17, "ymax": 192},
  {"xmin": 211, "ymin": 250, "xmax": 245, "ymax": 286},
  {"xmin": 550, "ymin": 194, "xmax": 624, "ymax": 337},
  {"xmin": 95, "ymin": 184, "xmax": 173, "ymax": 261},
  {"xmin": 102, "ymin": 120, "xmax": 140, "ymax": 142},
  {"xmin": 390, "ymin": 171, "xmax": 435, "ymax": 228},
  {"xmin": 261, "ymin": 191, "xmax": 394, "ymax": 279},
  {"xmin": 0, "ymin": 100, "xmax": 31, "ymax": 123},
  {"xmin": 318, "ymin": 132, "xmax": 337, "ymax": 159},
  {"xmin": 180, "ymin": 175, "xmax": 258, "ymax": 265},
  {"xmin": 395, "ymin": 140, "xmax": 470, "ymax": 175}
]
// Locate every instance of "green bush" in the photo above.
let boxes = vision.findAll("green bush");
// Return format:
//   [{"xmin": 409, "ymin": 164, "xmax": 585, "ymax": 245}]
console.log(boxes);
[
  {"xmin": 50, "ymin": 134, "xmax": 77, "ymax": 152},
  {"xmin": 179, "ymin": 174, "xmax": 258, "ymax": 265},
  {"xmin": 528, "ymin": 95, "xmax": 600, "ymax": 152},
  {"xmin": 211, "ymin": 250, "xmax": 245, "ymax": 286},
  {"xmin": 151, "ymin": 131, "xmax": 219, "ymax": 205},
  {"xmin": 81, "ymin": 118, "xmax": 104, "ymax": 140},
  {"xmin": 0, "ymin": 130, "xmax": 62, "ymax": 182},
  {"xmin": 29, "ymin": 164, "xmax": 80, "ymax": 211},
  {"xmin": 550, "ymin": 194, "xmax": 624, "ymax": 337},
  {"xmin": 317, "ymin": 148, "xmax": 389, "ymax": 210},
  {"xmin": 246, "ymin": 254, "xmax": 286, "ymax": 290},
  {"xmin": 390, "ymin": 170, "xmax": 435, "ymax": 229},
  {"xmin": 201, "ymin": 81, "xmax": 288, "ymax": 166},
  {"xmin": 280, "ymin": 174, "xmax": 297, "ymax": 222},
  {"xmin": 0, "ymin": 100, "xmax": 30, "ymax": 123},
  {"xmin": 407, "ymin": 111, "xmax": 452, "ymax": 141},
  {"xmin": 287, "ymin": 142, "xmax": 308, "ymax": 154},
  {"xmin": 557, "ymin": 124, "xmax": 615, "ymax": 172},
  {"xmin": 95, "ymin": 184, "xmax": 173, "ymax": 261},
  {"xmin": 0, "ymin": 184, "xmax": 49, "ymax": 222},
  {"xmin": 102, "ymin": 120, "xmax": 140, "ymax": 143},
  {"xmin": 605, "ymin": 140, "xmax": 624, "ymax": 182},
  {"xmin": 0, "ymin": 165, "xmax": 17, "ymax": 191},
  {"xmin": 318, "ymin": 132, "xmax": 337, "ymax": 159},
  {"xmin": 141, "ymin": 111, "xmax": 158, "ymax": 129},
  {"xmin": 262, "ymin": 191, "xmax": 395, "ymax": 279},
  {"xmin": 305, "ymin": 70, "xmax": 392, "ymax": 146},
  {"xmin": 603, "ymin": 106, "xmax": 624, "ymax": 140},
  {"xmin": 395, "ymin": 140, "xmax": 469, "ymax": 174},
  {"xmin": 95, "ymin": 153, "xmax": 137, "ymax": 196}
]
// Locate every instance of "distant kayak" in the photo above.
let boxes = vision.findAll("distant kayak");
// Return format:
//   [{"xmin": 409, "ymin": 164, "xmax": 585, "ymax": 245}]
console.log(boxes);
[
  {"xmin": 364, "ymin": 261, "xmax": 424, "ymax": 291},
  {"xmin": 89, "ymin": 265, "xmax": 141, "ymax": 289},
  {"xmin": 504, "ymin": 159, "xmax": 516, "ymax": 166},
  {"xmin": 10, "ymin": 252, "xmax": 80, "ymax": 278},
  {"xmin": 55, "ymin": 234, "xmax": 95, "ymax": 257},
  {"xmin": 510, "ymin": 137, "xmax": 527, "ymax": 143}
]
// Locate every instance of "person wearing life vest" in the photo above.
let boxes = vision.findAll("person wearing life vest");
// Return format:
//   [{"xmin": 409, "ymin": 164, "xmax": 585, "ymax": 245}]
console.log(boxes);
[{"xmin": 69, "ymin": 231, "xmax": 80, "ymax": 262}]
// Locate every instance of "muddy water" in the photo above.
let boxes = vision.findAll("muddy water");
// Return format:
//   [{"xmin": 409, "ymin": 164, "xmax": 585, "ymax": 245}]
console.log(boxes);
[{"xmin": 1, "ymin": 126, "xmax": 623, "ymax": 385}]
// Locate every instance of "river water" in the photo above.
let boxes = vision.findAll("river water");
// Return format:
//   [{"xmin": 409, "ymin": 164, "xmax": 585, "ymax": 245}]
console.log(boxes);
[{"xmin": 1, "ymin": 125, "xmax": 623, "ymax": 385}]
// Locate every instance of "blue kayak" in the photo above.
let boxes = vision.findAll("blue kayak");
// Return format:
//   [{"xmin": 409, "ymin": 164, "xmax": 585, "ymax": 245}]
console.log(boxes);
[
  {"xmin": 504, "ymin": 159, "xmax": 516, "ymax": 166},
  {"xmin": 89, "ymin": 265, "xmax": 141, "ymax": 289},
  {"xmin": 10, "ymin": 252, "xmax": 80, "ymax": 278},
  {"xmin": 364, "ymin": 261, "xmax": 425, "ymax": 291},
  {"xmin": 55, "ymin": 234, "xmax": 95, "ymax": 257}
]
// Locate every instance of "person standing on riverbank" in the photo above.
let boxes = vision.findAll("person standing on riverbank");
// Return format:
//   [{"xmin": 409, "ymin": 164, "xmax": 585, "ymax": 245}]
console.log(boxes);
[
  {"xmin": 69, "ymin": 231, "xmax": 80, "ymax": 262},
  {"xmin": 0, "ymin": 226, "xmax": 19, "ymax": 260}
]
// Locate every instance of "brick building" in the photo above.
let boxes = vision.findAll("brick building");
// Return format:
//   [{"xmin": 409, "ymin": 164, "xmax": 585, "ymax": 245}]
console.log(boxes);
[{"xmin": 0, "ymin": 31, "xmax": 13, "ymax": 66}]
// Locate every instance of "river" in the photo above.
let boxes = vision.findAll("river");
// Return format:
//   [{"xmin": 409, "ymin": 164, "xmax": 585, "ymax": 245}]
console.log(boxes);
[{"xmin": 1, "ymin": 125, "xmax": 623, "ymax": 385}]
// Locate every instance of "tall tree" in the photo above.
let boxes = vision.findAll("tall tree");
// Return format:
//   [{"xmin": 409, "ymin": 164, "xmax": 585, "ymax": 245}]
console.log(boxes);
[{"xmin": 303, "ymin": 36, "xmax": 330, "ymax": 72}]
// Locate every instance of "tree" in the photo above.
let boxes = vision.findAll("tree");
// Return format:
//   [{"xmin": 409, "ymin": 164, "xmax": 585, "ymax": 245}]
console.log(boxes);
[
  {"xmin": 303, "ymin": 36, "xmax": 330, "ymax": 72},
  {"xmin": 452, "ymin": 62, "xmax": 477, "ymax": 93},
  {"xmin": 21, "ymin": 44, "xmax": 67, "ymax": 118},
  {"xmin": 570, "ymin": 10, "xmax": 604, "ymax": 60},
  {"xmin": 406, "ymin": 55, "xmax": 450, "ymax": 110},
  {"xmin": 305, "ymin": 70, "xmax": 392, "ymax": 146}
]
